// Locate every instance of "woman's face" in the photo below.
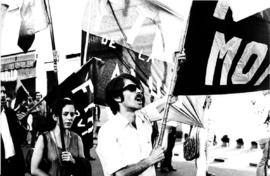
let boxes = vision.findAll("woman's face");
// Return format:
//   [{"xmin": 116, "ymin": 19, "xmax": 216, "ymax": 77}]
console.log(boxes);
[{"xmin": 61, "ymin": 104, "xmax": 76, "ymax": 129}]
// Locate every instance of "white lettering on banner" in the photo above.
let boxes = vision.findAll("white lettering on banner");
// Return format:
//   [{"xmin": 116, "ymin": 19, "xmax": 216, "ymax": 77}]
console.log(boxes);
[
  {"xmin": 213, "ymin": 0, "xmax": 229, "ymax": 20},
  {"xmin": 82, "ymin": 125, "xmax": 93, "ymax": 136},
  {"xmin": 255, "ymin": 64, "xmax": 270, "ymax": 85},
  {"xmin": 77, "ymin": 119, "xmax": 85, "ymax": 127},
  {"xmin": 101, "ymin": 36, "xmax": 116, "ymax": 48},
  {"xmin": 146, "ymin": 54, "xmax": 154, "ymax": 63},
  {"xmin": 205, "ymin": 31, "xmax": 269, "ymax": 85},
  {"xmin": 232, "ymin": 41, "xmax": 268, "ymax": 84},
  {"xmin": 206, "ymin": 1, "xmax": 270, "ymax": 86},
  {"xmin": 205, "ymin": 31, "xmax": 242, "ymax": 85},
  {"xmin": 138, "ymin": 50, "xmax": 145, "ymax": 61},
  {"xmin": 82, "ymin": 103, "xmax": 95, "ymax": 135},
  {"xmin": 138, "ymin": 50, "xmax": 154, "ymax": 62},
  {"xmin": 71, "ymin": 79, "xmax": 94, "ymax": 94},
  {"xmin": 74, "ymin": 110, "xmax": 80, "ymax": 118},
  {"xmin": 111, "ymin": 63, "xmax": 120, "ymax": 80},
  {"xmin": 71, "ymin": 81, "xmax": 94, "ymax": 135},
  {"xmin": 84, "ymin": 103, "xmax": 95, "ymax": 113},
  {"xmin": 78, "ymin": 103, "xmax": 95, "ymax": 136}
]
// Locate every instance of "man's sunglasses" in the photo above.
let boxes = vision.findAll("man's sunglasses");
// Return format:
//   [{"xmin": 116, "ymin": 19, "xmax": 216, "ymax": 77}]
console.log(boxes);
[{"xmin": 122, "ymin": 84, "xmax": 142, "ymax": 92}]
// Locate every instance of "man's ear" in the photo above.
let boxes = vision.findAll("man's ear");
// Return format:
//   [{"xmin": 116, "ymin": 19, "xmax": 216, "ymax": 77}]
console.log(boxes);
[
  {"xmin": 114, "ymin": 96, "xmax": 122, "ymax": 103},
  {"xmin": 52, "ymin": 114, "xmax": 58, "ymax": 121}
]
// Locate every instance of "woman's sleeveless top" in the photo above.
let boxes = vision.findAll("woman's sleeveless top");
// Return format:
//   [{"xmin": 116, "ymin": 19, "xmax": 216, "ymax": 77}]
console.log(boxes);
[{"xmin": 43, "ymin": 131, "xmax": 81, "ymax": 176}]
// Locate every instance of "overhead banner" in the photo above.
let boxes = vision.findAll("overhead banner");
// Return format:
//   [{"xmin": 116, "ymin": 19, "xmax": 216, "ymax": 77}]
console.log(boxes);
[
  {"xmin": 81, "ymin": 0, "xmax": 192, "ymax": 102},
  {"xmin": 173, "ymin": 1, "xmax": 270, "ymax": 95},
  {"xmin": 18, "ymin": 0, "xmax": 49, "ymax": 53},
  {"xmin": 81, "ymin": 33, "xmax": 172, "ymax": 105}
]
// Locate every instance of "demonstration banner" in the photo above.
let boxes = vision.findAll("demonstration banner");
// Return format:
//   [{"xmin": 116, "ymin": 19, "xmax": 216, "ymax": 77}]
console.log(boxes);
[
  {"xmin": 18, "ymin": 0, "xmax": 49, "ymax": 53},
  {"xmin": 81, "ymin": 0, "xmax": 192, "ymax": 102},
  {"xmin": 45, "ymin": 58, "xmax": 105, "ymax": 154},
  {"xmin": 173, "ymin": 0, "xmax": 270, "ymax": 95},
  {"xmin": 81, "ymin": 33, "xmax": 170, "ymax": 105}
]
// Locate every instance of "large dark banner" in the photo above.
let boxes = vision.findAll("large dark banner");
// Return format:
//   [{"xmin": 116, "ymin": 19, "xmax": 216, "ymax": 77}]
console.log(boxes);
[
  {"xmin": 45, "ymin": 58, "xmax": 104, "ymax": 150},
  {"xmin": 173, "ymin": 1, "xmax": 270, "ymax": 95},
  {"xmin": 81, "ymin": 33, "xmax": 152, "ymax": 105},
  {"xmin": 81, "ymin": 33, "xmax": 173, "ymax": 105}
]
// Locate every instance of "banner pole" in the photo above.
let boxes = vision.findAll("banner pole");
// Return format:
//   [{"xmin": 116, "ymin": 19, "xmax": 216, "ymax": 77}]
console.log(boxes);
[
  {"xmin": 156, "ymin": 9, "xmax": 191, "ymax": 147},
  {"xmin": 82, "ymin": 1, "xmax": 92, "ymax": 66},
  {"xmin": 44, "ymin": 0, "xmax": 66, "ymax": 151}
]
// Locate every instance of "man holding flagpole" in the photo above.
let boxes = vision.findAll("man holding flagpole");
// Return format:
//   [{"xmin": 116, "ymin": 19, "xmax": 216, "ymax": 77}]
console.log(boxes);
[{"xmin": 97, "ymin": 73, "xmax": 175, "ymax": 176}]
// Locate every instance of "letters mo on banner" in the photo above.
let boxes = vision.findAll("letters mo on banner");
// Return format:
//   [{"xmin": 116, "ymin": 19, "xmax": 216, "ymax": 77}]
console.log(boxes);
[{"xmin": 173, "ymin": 0, "xmax": 270, "ymax": 95}]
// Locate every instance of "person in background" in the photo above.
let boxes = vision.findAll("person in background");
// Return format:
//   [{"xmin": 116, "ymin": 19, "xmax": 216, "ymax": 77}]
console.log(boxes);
[
  {"xmin": 257, "ymin": 110, "xmax": 270, "ymax": 176},
  {"xmin": 160, "ymin": 121, "xmax": 178, "ymax": 172},
  {"xmin": 97, "ymin": 73, "xmax": 170, "ymax": 176},
  {"xmin": 31, "ymin": 98, "xmax": 88, "ymax": 176},
  {"xmin": 34, "ymin": 92, "xmax": 47, "ymax": 118},
  {"xmin": 31, "ymin": 92, "xmax": 48, "ymax": 146},
  {"xmin": 1, "ymin": 85, "xmax": 26, "ymax": 176},
  {"xmin": 5, "ymin": 94, "xmax": 12, "ymax": 108},
  {"xmin": 257, "ymin": 138, "xmax": 270, "ymax": 176},
  {"xmin": 264, "ymin": 110, "xmax": 270, "ymax": 127},
  {"xmin": 196, "ymin": 95, "xmax": 215, "ymax": 176}
]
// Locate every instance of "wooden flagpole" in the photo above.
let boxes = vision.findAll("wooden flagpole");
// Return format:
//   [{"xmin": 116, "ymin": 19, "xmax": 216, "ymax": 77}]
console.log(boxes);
[
  {"xmin": 82, "ymin": 1, "xmax": 92, "ymax": 65},
  {"xmin": 44, "ymin": 0, "xmax": 66, "ymax": 151},
  {"xmin": 156, "ymin": 8, "xmax": 191, "ymax": 147}
]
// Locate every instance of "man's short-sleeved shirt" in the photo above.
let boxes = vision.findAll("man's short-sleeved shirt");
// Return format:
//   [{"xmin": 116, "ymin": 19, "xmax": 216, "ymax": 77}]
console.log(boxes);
[{"xmin": 96, "ymin": 112, "xmax": 155, "ymax": 176}]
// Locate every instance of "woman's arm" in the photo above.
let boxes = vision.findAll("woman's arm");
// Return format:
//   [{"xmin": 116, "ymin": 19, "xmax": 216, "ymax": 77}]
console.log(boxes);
[{"xmin": 31, "ymin": 135, "xmax": 49, "ymax": 176}]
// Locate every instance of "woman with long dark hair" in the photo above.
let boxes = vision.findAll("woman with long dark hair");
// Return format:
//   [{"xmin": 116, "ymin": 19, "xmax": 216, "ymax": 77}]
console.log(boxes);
[{"xmin": 31, "ymin": 98, "xmax": 85, "ymax": 176}]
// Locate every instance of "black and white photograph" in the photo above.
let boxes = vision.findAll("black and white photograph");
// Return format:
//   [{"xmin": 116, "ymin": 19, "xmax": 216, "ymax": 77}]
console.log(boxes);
[{"xmin": 1, "ymin": 0, "xmax": 270, "ymax": 176}]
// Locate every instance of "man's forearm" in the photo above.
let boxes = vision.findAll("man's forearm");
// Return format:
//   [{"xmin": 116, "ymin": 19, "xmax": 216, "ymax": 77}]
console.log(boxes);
[{"xmin": 114, "ymin": 158, "xmax": 153, "ymax": 176}]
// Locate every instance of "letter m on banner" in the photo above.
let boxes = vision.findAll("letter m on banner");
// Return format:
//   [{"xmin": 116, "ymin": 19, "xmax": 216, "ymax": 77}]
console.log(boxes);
[{"xmin": 173, "ymin": 0, "xmax": 270, "ymax": 95}]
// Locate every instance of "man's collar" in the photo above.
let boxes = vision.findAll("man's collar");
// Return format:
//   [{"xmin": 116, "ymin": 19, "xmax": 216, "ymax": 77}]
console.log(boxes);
[
  {"xmin": 114, "ymin": 111, "xmax": 146, "ymax": 128},
  {"xmin": 114, "ymin": 113, "xmax": 130, "ymax": 128}
]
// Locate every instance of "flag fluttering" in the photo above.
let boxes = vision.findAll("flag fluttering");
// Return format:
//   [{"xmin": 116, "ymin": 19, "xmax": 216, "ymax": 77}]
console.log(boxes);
[
  {"xmin": 81, "ymin": 0, "xmax": 192, "ymax": 101},
  {"xmin": 82, "ymin": 0, "xmax": 192, "ymax": 64},
  {"xmin": 18, "ymin": 0, "xmax": 49, "ymax": 53},
  {"xmin": 164, "ymin": 96, "xmax": 205, "ymax": 127},
  {"xmin": 173, "ymin": 1, "xmax": 270, "ymax": 95}
]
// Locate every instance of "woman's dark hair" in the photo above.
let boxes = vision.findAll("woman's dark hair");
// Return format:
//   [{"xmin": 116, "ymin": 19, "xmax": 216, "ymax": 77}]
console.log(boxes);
[
  {"xmin": 105, "ymin": 74, "xmax": 142, "ymax": 115},
  {"xmin": 52, "ymin": 97, "xmax": 75, "ymax": 117},
  {"xmin": 45, "ymin": 98, "xmax": 75, "ymax": 130}
]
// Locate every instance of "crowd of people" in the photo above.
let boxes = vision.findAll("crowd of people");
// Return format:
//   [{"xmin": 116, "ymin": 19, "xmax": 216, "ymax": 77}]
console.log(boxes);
[
  {"xmin": 1, "ymin": 74, "xmax": 269, "ymax": 176},
  {"xmin": 1, "ymin": 84, "xmax": 91, "ymax": 176}
]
